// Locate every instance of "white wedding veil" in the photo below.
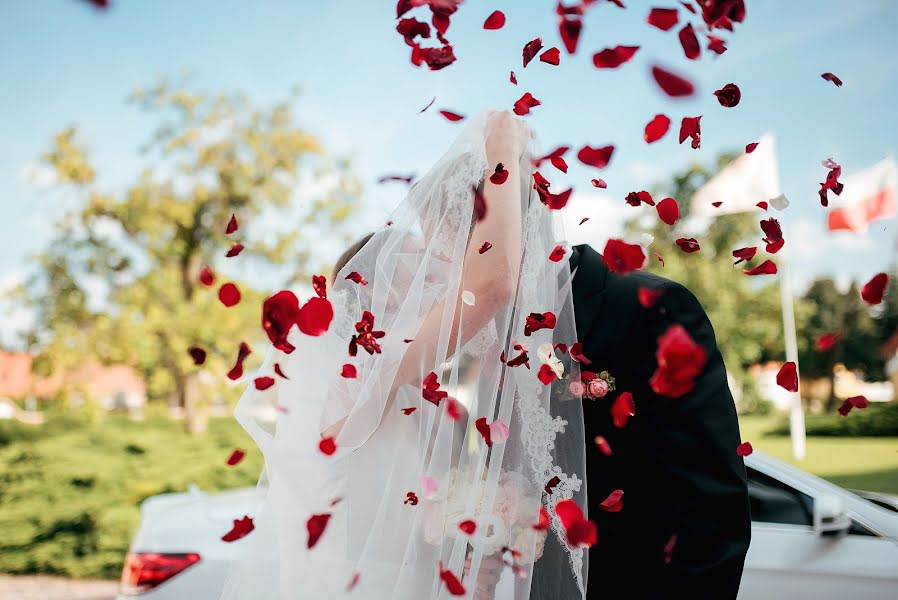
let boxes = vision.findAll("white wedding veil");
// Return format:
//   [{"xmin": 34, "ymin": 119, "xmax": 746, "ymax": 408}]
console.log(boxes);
[{"xmin": 221, "ymin": 110, "xmax": 588, "ymax": 599}]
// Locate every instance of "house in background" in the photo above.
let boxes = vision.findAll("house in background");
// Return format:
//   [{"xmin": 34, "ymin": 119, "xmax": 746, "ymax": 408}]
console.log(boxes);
[{"xmin": 0, "ymin": 351, "xmax": 147, "ymax": 420}]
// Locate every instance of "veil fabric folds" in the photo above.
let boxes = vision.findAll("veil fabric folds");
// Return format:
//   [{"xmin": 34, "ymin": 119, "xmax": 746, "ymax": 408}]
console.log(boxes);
[{"xmin": 221, "ymin": 111, "xmax": 588, "ymax": 600}]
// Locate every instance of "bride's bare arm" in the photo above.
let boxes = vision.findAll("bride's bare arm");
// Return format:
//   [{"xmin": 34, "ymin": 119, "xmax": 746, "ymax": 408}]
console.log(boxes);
[{"xmin": 392, "ymin": 111, "xmax": 526, "ymax": 389}]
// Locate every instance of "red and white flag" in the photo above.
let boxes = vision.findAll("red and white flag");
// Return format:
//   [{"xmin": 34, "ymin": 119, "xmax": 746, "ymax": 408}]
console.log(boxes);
[
  {"xmin": 826, "ymin": 157, "xmax": 897, "ymax": 233},
  {"xmin": 690, "ymin": 133, "xmax": 781, "ymax": 217}
]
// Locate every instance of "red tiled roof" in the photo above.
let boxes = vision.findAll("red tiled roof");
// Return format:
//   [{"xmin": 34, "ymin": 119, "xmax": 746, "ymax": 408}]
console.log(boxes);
[{"xmin": 0, "ymin": 352, "xmax": 145, "ymax": 399}]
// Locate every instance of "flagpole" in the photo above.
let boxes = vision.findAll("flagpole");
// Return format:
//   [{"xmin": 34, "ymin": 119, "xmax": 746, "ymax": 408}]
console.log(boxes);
[{"xmin": 779, "ymin": 246, "xmax": 806, "ymax": 460}]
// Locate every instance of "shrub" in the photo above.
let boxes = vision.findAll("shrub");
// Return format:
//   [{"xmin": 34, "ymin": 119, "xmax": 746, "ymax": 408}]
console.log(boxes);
[
  {"xmin": 767, "ymin": 401, "xmax": 898, "ymax": 437},
  {"xmin": 0, "ymin": 413, "xmax": 261, "ymax": 579}
]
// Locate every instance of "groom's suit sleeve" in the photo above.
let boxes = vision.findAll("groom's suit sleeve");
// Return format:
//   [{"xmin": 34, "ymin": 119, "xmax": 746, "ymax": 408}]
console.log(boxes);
[{"xmin": 628, "ymin": 278, "xmax": 751, "ymax": 597}]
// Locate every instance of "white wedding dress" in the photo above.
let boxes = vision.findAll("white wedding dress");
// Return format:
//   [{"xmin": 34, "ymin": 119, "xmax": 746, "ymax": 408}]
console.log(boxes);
[{"xmin": 220, "ymin": 111, "xmax": 588, "ymax": 600}]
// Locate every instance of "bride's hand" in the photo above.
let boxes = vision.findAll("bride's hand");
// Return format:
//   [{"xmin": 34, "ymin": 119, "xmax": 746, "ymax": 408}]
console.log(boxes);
[{"xmin": 485, "ymin": 110, "xmax": 530, "ymax": 163}]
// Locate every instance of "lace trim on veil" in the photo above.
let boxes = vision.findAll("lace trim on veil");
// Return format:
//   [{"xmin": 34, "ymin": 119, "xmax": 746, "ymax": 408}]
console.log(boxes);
[{"xmin": 515, "ymin": 205, "xmax": 585, "ymax": 594}]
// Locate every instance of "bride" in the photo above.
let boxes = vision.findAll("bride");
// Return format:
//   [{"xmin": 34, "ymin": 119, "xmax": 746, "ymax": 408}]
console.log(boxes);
[{"xmin": 220, "ymin": 110, "xmax": 589, "ymax": 600}]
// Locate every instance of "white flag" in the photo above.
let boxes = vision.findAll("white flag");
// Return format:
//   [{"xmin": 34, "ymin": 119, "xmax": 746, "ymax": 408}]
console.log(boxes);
[
  {"xmin": 691, "ymin": 133, "xmax": 781, "ymax": 217},
  {"xmin": 826, "ymin": 156, "xmax": 897, "ymax": 233}
]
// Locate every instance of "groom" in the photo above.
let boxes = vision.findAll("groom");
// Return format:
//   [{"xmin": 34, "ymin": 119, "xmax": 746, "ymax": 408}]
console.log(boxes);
[{"xmin": 557, "ymin": 244, "xmax": 752, "ymax": 598}]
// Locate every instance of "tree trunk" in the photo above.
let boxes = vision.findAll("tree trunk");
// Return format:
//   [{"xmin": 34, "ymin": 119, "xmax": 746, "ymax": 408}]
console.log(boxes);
[
  {"xmin": 824, "ymin": 367, "xmax": 838, "ymax": 412},
  {"xmin": 180, "ymin": 371, "xmax": 207, "ymax": 435}
]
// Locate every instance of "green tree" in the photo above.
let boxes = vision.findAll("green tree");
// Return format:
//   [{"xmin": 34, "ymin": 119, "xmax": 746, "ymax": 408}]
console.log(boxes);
[
  {"xmin": 625, "ymin": 154, "xmax": 791, "ymax": 408},
  {"xmin": 799, "ymin": 277, "xmax": 883, "ymax": 410},
  {"xmin": 17, "ymin": 81, "xmax": 361, "ymax": 432}
]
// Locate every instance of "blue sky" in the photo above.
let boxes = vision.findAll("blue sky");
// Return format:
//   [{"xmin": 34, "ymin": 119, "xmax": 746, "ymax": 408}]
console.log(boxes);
[{"xmin": 1, "ymin": 0, "xmax": 897, "ymax": 344}]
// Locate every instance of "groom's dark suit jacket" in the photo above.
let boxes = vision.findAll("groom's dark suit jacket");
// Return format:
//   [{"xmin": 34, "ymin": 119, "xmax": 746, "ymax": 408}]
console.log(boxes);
[{"xmin": 539, "ymin": 244, "xmax": 751, "ymax": 599}]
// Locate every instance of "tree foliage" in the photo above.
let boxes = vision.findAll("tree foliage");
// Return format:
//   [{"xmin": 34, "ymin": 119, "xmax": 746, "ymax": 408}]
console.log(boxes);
[{"xmin": 17, "ymin": 82, "xmax": 361, "ymax": 431}]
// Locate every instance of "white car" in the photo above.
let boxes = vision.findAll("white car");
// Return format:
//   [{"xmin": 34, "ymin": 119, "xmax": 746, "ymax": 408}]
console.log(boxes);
[{"xmin": 118, "ymin": 451, "xmax": 898, "ymax": 599}]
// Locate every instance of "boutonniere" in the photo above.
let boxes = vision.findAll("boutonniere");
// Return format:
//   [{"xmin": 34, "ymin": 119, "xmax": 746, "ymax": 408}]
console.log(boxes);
[
  {"xmin": 572, "ymin": 370, "xmax": 616, "ymax": 400},
  {"xmin": 537, "ymin": 343, "xmax": 615, "ymax": 401}
]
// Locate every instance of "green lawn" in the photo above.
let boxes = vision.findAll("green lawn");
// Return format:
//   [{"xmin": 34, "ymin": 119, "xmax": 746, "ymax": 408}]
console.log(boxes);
[{"xmin": 739, "ymin": 415, "xmax": 898, "ymax": 494}]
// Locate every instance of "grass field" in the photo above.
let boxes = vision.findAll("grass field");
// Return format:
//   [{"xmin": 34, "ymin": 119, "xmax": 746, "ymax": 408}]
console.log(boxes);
[{"xmin": 739, "ymin": 415, "xmax": 898, "ymax": 494}]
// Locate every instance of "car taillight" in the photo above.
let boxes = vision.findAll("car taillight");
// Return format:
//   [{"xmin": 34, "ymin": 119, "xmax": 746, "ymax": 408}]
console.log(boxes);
[{"xmin": 120, "ymin": 552, "xmax": 201, "ymax": 594}]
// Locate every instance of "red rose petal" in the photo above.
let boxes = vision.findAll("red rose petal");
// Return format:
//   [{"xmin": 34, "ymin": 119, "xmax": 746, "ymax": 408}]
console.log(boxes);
[
  {"xmin": 664, "ymin": 532, "xmax": 678, "ymax": 564},
  {"xmin": 550, "ymin": 155, "xmax": 569, "ymax": 173},
  {"xmin": 319, "ymin": 436, "xmax": 337, "ymax": 456},
  {"xmin": 513, "ymin": 92, "xmax": 541, "ymax": 116},
  {"xmin": 439, "ymin": 562, "xmax": 466, "ymax": 596},
  {"xmin": 297, "ymin": 297, "xmax": 334, "ymax": 337},
  {"xmin": 611, "ymin": 391, "xmax": 636, "ymax": 428},
  {"xmin": 483, "ymin": 10, "xmax": 505, "ymax": 30},
  {"xmin": 274, "ymin": 363, "xmax": 288, "ymax": 379},
  {"xmin": 861, "ymin": 272, "xmax": 888, "ymax": 305},
  {"xmin": 540, "ymin": 47, "xmax": 561, "ymax": 66},
  {"xmin": 312, "ymin": 274, "xmax": 327, "ymax": 298},
  {"xmin": 593, "ymin": 45, "xmax": 640, "ymax": 69},
  {"xmin": 490, "ymin": 163, "xmax": 509, "ymax": 185},
  {"xmin": 599, "ymin": 489, "xmax": 624, "ymax": 512},
  {"xmin": 745, "ymin": 142, "xmax": 758, "ymax": 153},
  {"xmin": 707, "ymin": 35, "xmax": 727, "ymax": 54},
  {"xmin": 675, "ymin": 237, "xmax": 700, "ymax": 253},
  {"xmin": 475, "ymin": 417, "xmax": 492, "ymax": 447},
  {"xmin": 401, "ymin": 407, "xmax": 417, "ymax": 415},
  {"xmin": 404, "ymin": 491, "xmax": 419, "ymax": 505},
  {"xmin": 445, "ymin": 396, "xmax": 463, "ymax": 421},
  {"xmin": 198, "ymin": 265, "xmax": 215, "ymax": 286},
  {"xmin": 678, "ymin": 116, "xmax": 702, "ymax": 149},
  {"xmin": 225, "ymin": 243, "xmax": 244, "ymax": 258},
  {"xmin": 656, "ymin": 197, "xmax": 679, "ymax": 225},
  {"xmin": 569, "ymin": 342, "xmax": 591, "ymax": 365},
  {"xmin": 226, "ymin": 448, "xmax": 246, "ymax": 466},
  {"xmin": 188, "ymin": 346, "xmax": 207, "ymax": 365},
  {"xmin": 227, "ymin": 342, "xmax": 252, "ymax": 380},
  {"xmin": 638, "ymin": 287, "xmax": 664, "ymax": 308},
  {"xmin": 595, "ymin": 435, "xmax": 613, "ymax": 456},
  {"xmin": 603, "ymin": 239, "xmax": 646, "ymax": 274},
  {"xmin": 254, "ymin": 376, "xmax": 275, "ymax": 390},
  {"xmin": 262, "ymin": 290, "xmax": 300, "ymax": 353},
  {"xmin": 821, "ymin": 72, "xmax": 843, "ymax": 87},
  {"xmin": 678, "ymin": 23, "xmax": 700, "ymax": 59},
  {"xmin": 346, "ymin": 271, "xmax": 368, "ymax": 285},
  {"xmin": 555, "ymin": 498, "xmax": 597, "ymax": 548},
  {"xmin": 346, "ymin": 572, "xmax": 361, "ymax": 592},
  {"xmin": 439, "ymin": 110, "xmax": 464, "ymax": 122},
  {"xmin": 419, "ymin": 96, "xmax": 436, "ymax": 114},
  {"xmin": 647, "ymin": 7, "xmax": 679, "ymax": 31},
  {"xmin": 524, "ymin": 311, "xmax": 557, "ymax": 336},
  {"xmin": 218, "ymin": 283, "xmax": 241, "ymax": 307},
  {"xmin": 651, "ymin": 64, "xmax": 696, "ymax": 97},
  {"xmin": 559, "ymin": 17, "xmax": 583, "ymax": 54},
  {"xmin": 713, "ymin": 82, "xmax": 741, "ymax": 107},
  {"xmin": 534, "ymin": 506, "xmax": 550, "ymax": 531},
  {"xmin": 226, "ymin": 214, "xmax": 238, "ymax": 235},
  {"xmin": 776, "ymin": 361, "xmax": 798, "ymax": 392},
  {"xmin": 537, "ymin": 363, "xmax": 558, "ymax": 385},
  {"xmin": 743, "ymin": 259, "xmax": 777, "ymax": 276},
  {"xmin": 549, "ymin": 245, "xmax": 566, "ymax": 262},
  {"xmin": 458, "ymin": 520, "xmax": 477, "ymax": 535},
  {"xmin": 307, "ymin": 513, "xmax": 331, "ymax": 549},
  {"xmin": 422, "ymin": 371, "xmax": 448, "ymax": 406},
  {"xmin": 731, "ymin": 246, "xmax": 757, "ymax": 265},
  {"xmin": 221, "ymin": 516, "xmax": 254, "ymax": 542},
  {"xmin": 478, "ymin": 241, "xmax": 493, "ymax": 254},
  {"xmin": 650, "ymin": 324, "xmax": 707, "ymax": 397},
  {"xmin": 736, "ymin": 441, "xmax": 753, "ymax": 457},
  {"xmin": 341, "ymin": 364, "xmax": 357, "ymax": 378},
  {"xmin": 577, "ymin": 145, "xmax": 615, "ymax": 169},
  {"xmin": 644, "ymin": 114, "xmax": 671, "ymax": 143},
  {"xmin": 523, "ymin": 37, "xmax": 543, "ymax": 68},
  {"xmin": 625, "ymin": 190, "xmax": 655, "ymax": 206},
  {"xmin": 591, "ymin": 178, "xmax": 607, "ymax": 189},
  {"xmin": 510, "ymin": 70, "xmax": 517, "ymax": 84},
  {"xmin": 815, "ymin": 332, "xmax": 840, "ymax": 352}
]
